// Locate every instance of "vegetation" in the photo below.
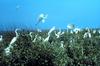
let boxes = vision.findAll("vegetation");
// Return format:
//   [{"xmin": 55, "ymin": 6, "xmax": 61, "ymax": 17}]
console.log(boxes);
[{"xmin": 0, "ymin": 29, "xmax": 100, "ymax": 66}]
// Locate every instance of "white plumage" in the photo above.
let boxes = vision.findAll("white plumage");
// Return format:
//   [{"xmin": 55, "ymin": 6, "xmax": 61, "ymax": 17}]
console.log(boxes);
[
  {"xmin": 0, "ymin": 35, "xmax": 3, "ymax": 42},
  {"xmin": 43, "ymin": 35, "xmax": 50, "ymax": 42},
  {"xmin": 29, "ymin": 32, "xmax": 33, "ymax": 40},
  {"xmin": 48, "ymin": 26, "xmax": 55, "ymax": 35},
  {"xmin": 60, "ymin": 41, "xmax": 64, "ymax": 48},
  {"xmin": 4, "ymin": 28, "xmax": 20, "ymax": 56},
  {"xmin": 73, "ymin": 28, "xmax": 81, "ymax": 34},
  {"xmin": 37, "ymin": 13, "xmax": 48, "ymax": 23},
  {"xmin": 83, "ymin": 32, "xmax": 91, "ymax": 38},
  {"xmin": 55, "ymin": 31, "xmax": 64, "ymax": 38},
  {"xmin": 9, "ymin": 29, "xmax": 19, "ymax": 44},
  {"xmin": 32, "ymin": 35, "xmax": 38, "ymax": 42},
  {"xmin": 67, "ymin": 24, "xmax": 75, "ymax": 30},
  {"xmin": 4, "ymin": 47, "xmax": 11, "ymax": 56},
  {"xmin": 93, "ymin": 30, "xmax": 96, "ymax": 34}
]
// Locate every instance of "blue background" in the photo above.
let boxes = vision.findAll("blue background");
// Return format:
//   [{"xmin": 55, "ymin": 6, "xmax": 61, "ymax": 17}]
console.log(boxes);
[{"xmin": 0, "ymin": 0, "xmax": 100, "ymax": 30}]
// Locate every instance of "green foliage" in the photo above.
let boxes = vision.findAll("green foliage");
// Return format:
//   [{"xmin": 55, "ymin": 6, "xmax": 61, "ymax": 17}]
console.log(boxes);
[{"xmin": 0, "ymin": 29, "xmax": 100, "ymax": 66}]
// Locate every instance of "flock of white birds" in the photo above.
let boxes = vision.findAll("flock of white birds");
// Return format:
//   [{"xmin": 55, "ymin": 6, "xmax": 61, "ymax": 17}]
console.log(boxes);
[{"xmin": 0, "ymin": 13, "xmax": 100, "ymax": 56}]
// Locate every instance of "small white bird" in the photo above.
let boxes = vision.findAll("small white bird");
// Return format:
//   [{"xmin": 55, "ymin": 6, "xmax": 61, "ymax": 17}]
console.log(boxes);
[
  {"xmin": 60, "ymin": 41, "xmax": 64, "ymax": 48},
  {"xmin": 4, "ymin": 47, "xmax": 11, "ymax": 56},
  {"xmin": 29, "ymin": 32, "xmax": 33, "ymax": 40},
  {"xmin": 93, "ymin": 30, "xmax": 96, "ymax": 34},
  {"xmin": 48, "ymin": 26, "xmax": 56, "ymax": 35},
  {"xmin": 9, "ymin": 28, "xmax": 20, "ymax": 45},
  {"xmin": 0, "ymin": 35, "xmax": 3, "ymax": 42},
  {"xmin": 55, "ymin": 31, "xmax": 64, "ymax": 38},
  {"xmin": 37, "ymin": 29, "xmax": 42, "ymax": 32},
  {"xmin": 36, "ymin": 13, "xmax": 48, "ymax": 25},
  {"xmin": 4, "ymin": 28, "xmax": 21, "ymax": 56},
  {"xmin": 43, "ymin": 26, "xmax": 56, "ymax": 42},
  {"xmin": 83, "ymin": 32, "xmax": 91, "ymax": 38},
  {"xmin": 67, "ymin": 24, "xmax": 75, "ymax": 30},
  {"xmin": 43, "ymin": 34, "xmax": 50, "ymax": 42},
  {"xmin": 73, "ymin": 28, "xmax": 81, "ymax": 34},
  {"xmin": 98, "ymin": 30, "xmax": 100, "ymax": 34},
  {"xmin": 32, "ymin": 35, "xmax": 38, "ymax": 42}
]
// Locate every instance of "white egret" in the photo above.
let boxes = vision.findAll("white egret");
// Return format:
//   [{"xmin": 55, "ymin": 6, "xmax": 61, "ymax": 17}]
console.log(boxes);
[
  {"xmin": 43, "ymin": 26, "xmax": 56, "ymax": 42},
  {"xmin": 67, "ymin": 24, "xmax": 75, "ymax": 30},
  {"xmin": 43, "ymin": 34, "xmax": 50, "ymax": 42},
  {"xmin": 48, "ymin": 26, "xmax": 55, "ymax": 35},
  {"xmin": 98, "ymin": 30, "xmax": 100, "ymax": 34},
  {"xmin": 55, "ymin": 31, "xmax": 64, "ymax": 38},
  {"xmin": 4, "ymin": 28, "xmax": 21, "ymax": 56},
  {"xmin": 60, "ymin": 41, "xmax": 64, "ymax": 48},
  {"xmin": 9, "ymin": 28, "xmax": 20, "ymax": 45},
  {"xmin": 36, "ymin": 13, "xmax": 48, "ymax": 25},
  {"xmin": 29, "ymin": 32, "xmax": 33, "ymax": 40},
  {"xmin": 67, "ymin": 24, "xmax": 75, "ymax": 34},
  {"xmin": 83, "ymin": 31, "xmax": 91, "ymax": 38},
  {"xmin": 32, "ymin": 35, "xmax": 38, "ymax": 42},
  {"xmin": 0, "ymin": 35, "xmax": 3, "ymax": 42},
  {"xmin": 73, "ymin": 28, "xmax": 81, "ymax": 34},
  {"xmin": 37, "ymin": 29, "xmax": 42, "ymax": 32},
  {"xmin": 93, "ymin": 30, "xmax": 96, "ymax": 34}
]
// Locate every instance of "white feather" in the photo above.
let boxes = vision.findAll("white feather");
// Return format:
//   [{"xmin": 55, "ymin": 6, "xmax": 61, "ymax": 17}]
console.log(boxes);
[
  {"xmin": 43, "ymin": 35, "xmax": 50, "ymax": 42},
  {"xmin": 48, "ymin": 26, "xmax": 55, "ymax": 35},
  {"xmin": 0, "ymin": 35, "xmax": 3, "ymax": 42}
]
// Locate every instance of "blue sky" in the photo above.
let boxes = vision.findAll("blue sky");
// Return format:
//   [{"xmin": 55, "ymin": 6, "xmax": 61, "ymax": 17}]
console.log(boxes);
[{"xmin": 0, "ymin": 0, "xmax": 100, "ymax": 30}]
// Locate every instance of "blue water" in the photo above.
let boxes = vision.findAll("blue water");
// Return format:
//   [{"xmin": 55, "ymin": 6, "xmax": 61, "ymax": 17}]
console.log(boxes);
[{"xmin": 0, "ymin": 0, "xmax": 100, "ymax": 30}]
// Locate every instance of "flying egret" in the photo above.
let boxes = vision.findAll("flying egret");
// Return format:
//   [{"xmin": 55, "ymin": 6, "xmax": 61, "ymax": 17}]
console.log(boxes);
[{"xmin": 36, "ymin": 13, "xmax": 48, "ymax": 25}]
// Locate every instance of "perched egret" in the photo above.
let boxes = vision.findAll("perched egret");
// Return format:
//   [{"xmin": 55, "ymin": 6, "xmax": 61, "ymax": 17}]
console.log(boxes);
[
  {"xmin": 4, "ymin": 28, "xmax": 21, "ymax": 56},
  {"xmin": 29, "ymin": 32, "xmax": 33, "ymax": 40},
  {"xmin": 83, "ymin": 28, "xmax": 91, "ymax": 38},
  {"xmin": 32, "ymin": 35, "xmax": 38, "ymax": 42},
  {"xmin": 73, "ymin": 28, "xmax": 81, "ymax": 34},
  {"xmin": 93, "ymin": 30, "xmax": 96, "ymax": 34},
  {"xmin": 43, "ymin": 34, "xmax": 50, "ymax": 42},
  {"xmin": 67, "ymin": 24, "xmax": 75, "ymax": 34},
  {"xmin": 98, "ymin": 30, "xmax": 100, "ymax": 34},
  {"xmin": 48, "ymin": 26, "xmax": 56, "ymax": 35},
  {"xmin": 9, "ymin": 28, "xmax": 20, "ymax": 45},
  {"xmin": 83, "ymin": 32, "xmax": 91, "ymax": 38},
  {"xmin": 37, "ymin": 29, "xmax": 42, "ymax": 32},
  {"xmin": 55, "ymin": 31, "xmax": 64, "ymax": 38},
  {"xmin": 67, "ymin": 24, "xmax": 75, "ymax": 30},
  {"xmin": 0, "ymin": 35, "xmax": 3, "ymax": 42},
  {"xmin": 43, "ymin": 26, "xmax": 56, "ymax": 42},
  {"xmin": 4, "ymin": 47, "xmax": 11, "ymax": 56},
  {"xmin": 36, "ymin": 13, "xmax": 48, "ymax": 25},
  {"xmin": 60, "ymin": 41, "xmax": 64, "ymax": 48}
]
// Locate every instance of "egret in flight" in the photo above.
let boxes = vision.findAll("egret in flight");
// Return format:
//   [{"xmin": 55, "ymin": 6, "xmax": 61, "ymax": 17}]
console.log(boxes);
[{"xmin": 36, "ymin": 13, "xmax": 48, "ymax": 25}]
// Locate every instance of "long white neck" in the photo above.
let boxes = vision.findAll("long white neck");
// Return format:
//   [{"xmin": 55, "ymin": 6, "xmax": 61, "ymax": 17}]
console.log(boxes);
[{"xmin": 48, "ymin": 26, "xmax": 55, "ymax": 35}]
